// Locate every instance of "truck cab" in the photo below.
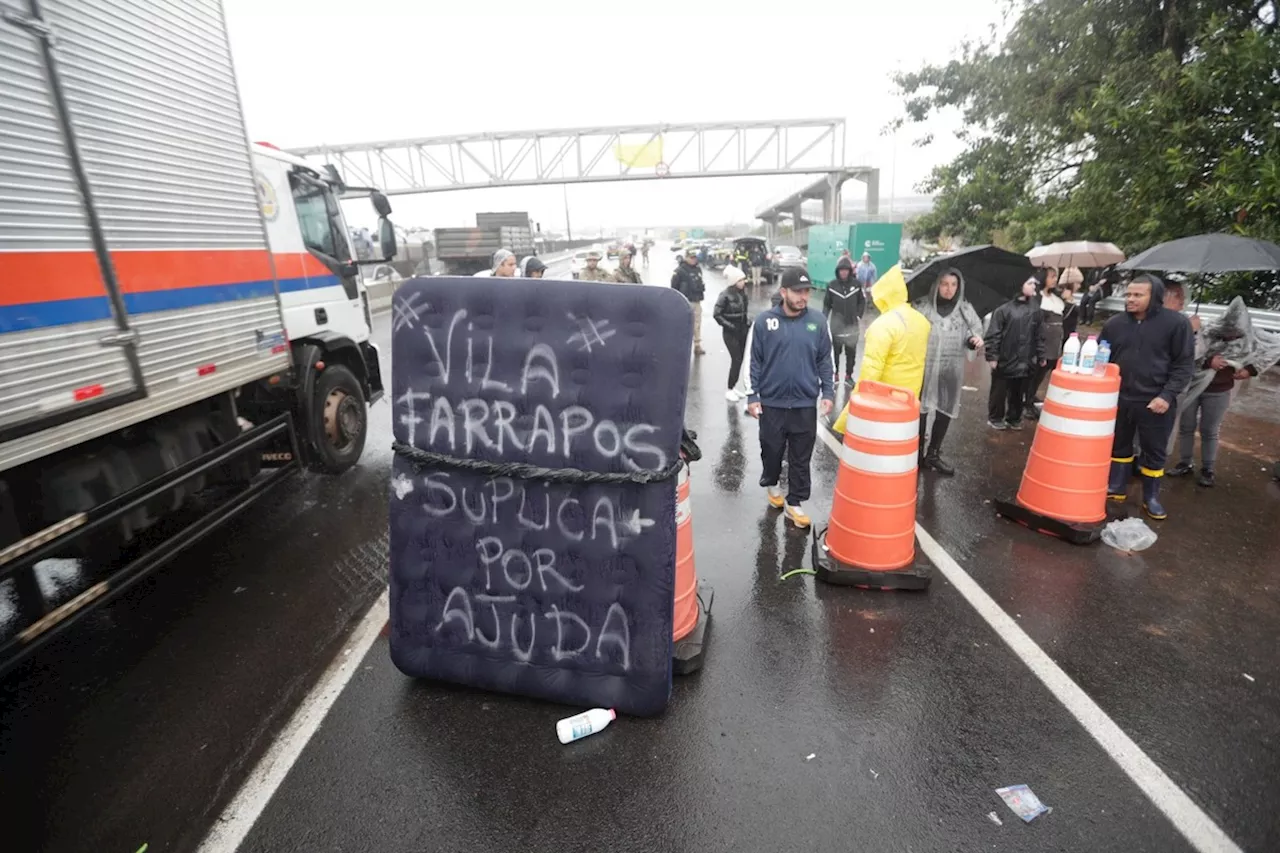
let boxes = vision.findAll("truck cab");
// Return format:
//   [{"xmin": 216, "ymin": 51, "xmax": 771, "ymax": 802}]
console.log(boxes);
[{"xmin": 247, "ymin": 143, "xmax": 389, "ymax": 472}]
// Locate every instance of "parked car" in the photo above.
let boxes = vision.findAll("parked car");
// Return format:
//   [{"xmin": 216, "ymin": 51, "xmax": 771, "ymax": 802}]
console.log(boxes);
[{"xmin": 771, "ymin": 244, "xmax": 807, "ymax": 279}]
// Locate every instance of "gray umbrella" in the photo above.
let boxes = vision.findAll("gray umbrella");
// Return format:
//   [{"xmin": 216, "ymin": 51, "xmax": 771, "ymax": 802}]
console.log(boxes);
[{"xmin": 1119, "ymin": 233, "xmax": 1280, "ymax": 273}]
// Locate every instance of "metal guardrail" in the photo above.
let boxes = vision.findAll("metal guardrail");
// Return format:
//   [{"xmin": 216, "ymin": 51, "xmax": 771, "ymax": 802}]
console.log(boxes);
[{"xmin": 1097, "ymin": 297, "xmax": 1280, "ymax": 332}]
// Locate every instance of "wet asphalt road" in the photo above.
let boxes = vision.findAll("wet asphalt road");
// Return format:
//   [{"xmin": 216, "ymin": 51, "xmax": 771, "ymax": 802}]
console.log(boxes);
[{"xmin": 5, "ymin": 248, "xmax": 1280, "ymax": 853}]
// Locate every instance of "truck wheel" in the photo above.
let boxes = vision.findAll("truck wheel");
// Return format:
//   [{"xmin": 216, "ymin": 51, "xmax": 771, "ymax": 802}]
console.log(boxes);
[{"xmin": 310, "ymin": 365, "xmax": 367, "ymax": 473}]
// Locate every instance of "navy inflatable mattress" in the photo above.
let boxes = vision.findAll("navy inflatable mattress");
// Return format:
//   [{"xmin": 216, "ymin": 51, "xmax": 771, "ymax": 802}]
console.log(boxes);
[{"xmin": 388, "ymin": 276, "xmax": 692, "ymax": 716}]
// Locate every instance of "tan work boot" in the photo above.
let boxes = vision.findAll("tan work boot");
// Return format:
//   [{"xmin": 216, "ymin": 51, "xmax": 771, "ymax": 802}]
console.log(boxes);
[{"xmin": 784, "ymin": 503, "xmax": 811, "ymax": 528}]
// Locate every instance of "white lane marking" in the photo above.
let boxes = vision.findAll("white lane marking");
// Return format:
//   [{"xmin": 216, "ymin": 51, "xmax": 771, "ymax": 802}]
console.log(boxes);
[
  {"xmin": 195, "ymin": 589, "xmax": 390, "ymax": 853},
  {"xmin": 814, "ymin": 427, "xmax": 1242, "ymax": 853}
]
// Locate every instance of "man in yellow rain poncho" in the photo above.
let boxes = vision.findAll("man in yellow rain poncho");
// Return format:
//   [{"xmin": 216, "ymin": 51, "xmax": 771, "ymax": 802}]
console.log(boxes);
[{"xmin": 833, "ymin": 264, "xmax": 932, "ymax": 434}]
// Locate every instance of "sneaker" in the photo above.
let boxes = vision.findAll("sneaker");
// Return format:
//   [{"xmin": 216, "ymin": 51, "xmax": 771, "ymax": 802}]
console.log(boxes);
[
  {"xmin": 766, "ymin": 486, "xmax": 785, "ymax": 509},
  {"xmin": 988, "ymin": 420, "xmax": 1008, "ymax": 430},
  {"xmin": 725, "ymin": 388, "xmax": 741, "ymax": 402},
  {"xmin": 784, "ymin": 503, "xmax": 811, "ymax": 528},
  {"xmin": 1024, "ymin": 407, "xmax": 1040, "ymax": 421},
  {"xmin": 1005, "ymin": 420, "xmax": 1023, "ymax": 431},
  {"xmin": 1167, "ymin": 462, "xmax": 1195, "ymax": 477},
  {"xmin": 1197, "ymin": 469, "xmax": 1216, "ymax": 487}
]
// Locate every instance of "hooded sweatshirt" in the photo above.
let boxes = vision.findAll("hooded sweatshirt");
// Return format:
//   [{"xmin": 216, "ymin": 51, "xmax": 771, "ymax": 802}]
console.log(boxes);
[
  {"xmin": 823, "ymin": 256, "xmax": 866, "ymax": 339},
  {"xmin": 1099, "ymin": 275, "xmax": 1196, "ymax": 404},
  {"xmin": 984, "ymin": 290, "xmax": 1044, "ymax": 378},
  {"xmin": 519, "ymin": 256, "xmax": 547, "ymax": 277}
]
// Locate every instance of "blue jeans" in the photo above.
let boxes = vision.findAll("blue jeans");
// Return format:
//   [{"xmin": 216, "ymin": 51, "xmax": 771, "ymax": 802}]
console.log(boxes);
[{"xmin": 1177, "ymin": 390, "xmax": 1231, "ymax": 470}]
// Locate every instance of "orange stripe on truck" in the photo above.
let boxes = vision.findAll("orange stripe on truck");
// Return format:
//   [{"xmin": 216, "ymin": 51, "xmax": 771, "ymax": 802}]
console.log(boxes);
[{"xmin": 0, "ymin": 250, "xmax": 332, "ymax": 307}]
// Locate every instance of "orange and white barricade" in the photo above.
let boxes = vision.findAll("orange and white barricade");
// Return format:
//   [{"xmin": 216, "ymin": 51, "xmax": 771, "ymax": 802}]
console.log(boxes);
[
  {"xmin": 994, "ymin": 363, "xmax": 1120, "ymax": 544},
  {"xmin": 673, "ymin": 462, "xmax": 712, "ymax": 673},
  {"xmin": 814, "ymin": 382, "xmax": 931, "ymax": 590}
]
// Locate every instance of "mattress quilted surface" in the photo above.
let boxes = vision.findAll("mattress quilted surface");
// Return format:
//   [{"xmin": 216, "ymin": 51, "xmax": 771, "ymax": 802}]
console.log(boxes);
[{"xmin": 388, "ymin": 276, "xmax": 692, "ymax": 716}]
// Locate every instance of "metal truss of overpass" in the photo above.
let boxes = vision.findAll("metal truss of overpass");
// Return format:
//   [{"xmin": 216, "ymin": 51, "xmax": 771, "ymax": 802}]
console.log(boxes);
[{"xmin": 286, "ymin": 119, "xmax": 847, "ymax": 195}]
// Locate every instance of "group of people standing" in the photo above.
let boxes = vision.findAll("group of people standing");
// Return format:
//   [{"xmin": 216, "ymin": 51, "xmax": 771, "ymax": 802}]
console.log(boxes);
[
  {"xmin": 487, "ymin": 240, "xmax": 1251, "ymax": 528},
  {"xmin": 704, "ymin": 253, "xmax": 1204, "ymax": 527}
]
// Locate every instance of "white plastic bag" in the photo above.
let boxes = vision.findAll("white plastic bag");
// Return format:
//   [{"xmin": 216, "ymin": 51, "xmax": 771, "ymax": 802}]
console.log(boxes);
[{"xmin": 1101, "ymin": 517, "xmax": 1158, "ymax": 552}]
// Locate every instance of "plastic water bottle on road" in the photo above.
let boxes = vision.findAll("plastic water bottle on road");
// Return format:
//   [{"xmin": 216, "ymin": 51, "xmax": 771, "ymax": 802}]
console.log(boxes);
[
  {"xmin": 1093, "ymin": 339, "xmax": 1110, "ymax": 376},
  {"xmin": 1061, "ymin": 333, "xmax": 1081, "ymax": 373},
  {"xmin": 556, "ymin": 708, "xmax": 616, "ymax": 744},
  {"xmin": 1079, "ymin": 335, "xmax": 1099, "ymax": 374}
]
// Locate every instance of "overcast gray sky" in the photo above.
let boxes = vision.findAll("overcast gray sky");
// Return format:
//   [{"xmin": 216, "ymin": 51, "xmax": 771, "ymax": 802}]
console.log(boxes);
[{"xmin": 224, "ymin": 0, "xmax": 1001, "ymax": 233}]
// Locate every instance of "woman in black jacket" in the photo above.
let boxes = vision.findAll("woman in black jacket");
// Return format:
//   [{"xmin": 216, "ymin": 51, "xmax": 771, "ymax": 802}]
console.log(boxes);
[
  {"xmin": 713, "ymin": 265, "xmax": 751, "ymax": 401},
  {"xmin": 985, "ymin": 278, "xmax": 1046, "ymax": 429}
]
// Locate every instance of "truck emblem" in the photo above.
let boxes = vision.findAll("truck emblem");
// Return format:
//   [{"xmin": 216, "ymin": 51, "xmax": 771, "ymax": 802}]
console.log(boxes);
[{"xmin": 254, "ymin": 171, "xmax": 278, "ymax": 221}]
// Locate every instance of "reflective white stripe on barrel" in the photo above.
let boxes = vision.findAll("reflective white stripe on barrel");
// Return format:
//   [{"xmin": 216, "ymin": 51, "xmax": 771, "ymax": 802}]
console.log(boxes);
[
  {"xmin": 846, "ymin": 415, "xmax": 918, "ymax": 442},
  {"xmin": 1045, "ymin": 384, "xmax": 1119, "ymax": 410},
  {"xmin": 676, "ymin": 465, "xmax": 691, "ymax": 524},
  {"xmin": 840, "ymin": 444, "xmax": 917, "ymax": 474},
  {"xmin": 1038, "ymin": 410, "xmax": 1116, "ymax": 437}
]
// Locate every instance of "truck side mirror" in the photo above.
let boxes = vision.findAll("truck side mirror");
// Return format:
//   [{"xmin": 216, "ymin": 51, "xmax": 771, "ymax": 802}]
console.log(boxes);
[
  {"xmin": 371, "ymin": 191, "xmax": 392, "ymax": 218},
  {"xmin": 378, "ymin": 218, "xmax": 397, "ymax": 261}
]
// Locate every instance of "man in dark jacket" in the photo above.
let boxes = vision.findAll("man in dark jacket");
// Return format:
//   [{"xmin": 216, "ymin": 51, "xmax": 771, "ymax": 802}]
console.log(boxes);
[
  {"xmin": 1102, "ymin": 273, "xmax": 1195, "ymax": 520},
  {"xmin": 671, "ymin": 248, "xmax": 707, "ymax": 355},
  {"xmin": 823, "ymin": 256, "xmax": 866, "ymax": 385},
  {"xmin": 748, "ymin": 244, "xmax": 766, "ymax": 287},
  {"xmin": 984, "ymin": 278, "xmax": 1046, "ymax": 429},
  {"xmin": 747, "ymin": 268, "xmax": 835, "ymax": 528},
  {"xmin": 713, "ymin": 265, "xmax": 751, "ymax": 400}
]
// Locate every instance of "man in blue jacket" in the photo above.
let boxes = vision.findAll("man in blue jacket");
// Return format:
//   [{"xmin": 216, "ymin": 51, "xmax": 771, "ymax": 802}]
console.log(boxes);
[
  {"xmin": 747, "ymin": 268, "xmax": 835, "ymax": 528},
  {"xmin": 1102, "ymin": 273, "xmax": 1195, "ymax": 520}
]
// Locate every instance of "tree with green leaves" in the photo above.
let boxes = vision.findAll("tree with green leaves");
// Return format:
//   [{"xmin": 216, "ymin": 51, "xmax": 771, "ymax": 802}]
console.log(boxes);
[{"xmin": 897, "ymin": 0, "xmax": 1279, "ymax": 303}]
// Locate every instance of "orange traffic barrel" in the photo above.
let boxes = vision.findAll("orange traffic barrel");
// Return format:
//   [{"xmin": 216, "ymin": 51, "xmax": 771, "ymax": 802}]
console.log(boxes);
[
  {"xmin": 672, "ymin": 462, "xmax": 712, "ymax": 673},
  {"xmin": 995, "ymin": 362, "xmax": 1120, "ymax": 544},
  {"xmin": 815, "ymin": 382, "xmax": 931, "ymax": 590}
]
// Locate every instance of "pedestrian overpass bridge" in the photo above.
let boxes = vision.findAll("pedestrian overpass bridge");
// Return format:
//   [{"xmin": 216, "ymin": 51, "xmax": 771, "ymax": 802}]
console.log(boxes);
[{"xmin": 286, "ymin": 118, "xmax": 864, "ymax": 196}]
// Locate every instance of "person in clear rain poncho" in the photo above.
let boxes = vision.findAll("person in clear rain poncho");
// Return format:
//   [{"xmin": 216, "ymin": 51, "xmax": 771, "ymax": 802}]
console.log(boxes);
[{"xmin": 914, "ymin": 268, "xmax": 984, "ymax": 475}]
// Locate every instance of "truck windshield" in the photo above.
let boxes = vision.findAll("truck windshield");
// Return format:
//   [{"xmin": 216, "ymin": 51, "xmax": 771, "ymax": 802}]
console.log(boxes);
[
  {"xmin": 291, "ymin": 175, "xmax": 347, "ymax": 260},
  {"xmin": 289, "ymin": 172, "xmax": 359, "ymax": 299}
]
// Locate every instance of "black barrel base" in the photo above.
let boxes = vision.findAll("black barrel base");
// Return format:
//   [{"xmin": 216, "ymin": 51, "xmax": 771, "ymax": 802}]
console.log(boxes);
[
  {"xmin": 673, "ymin": 581, "xmax": 713, "ymax": 675},
  {"xmin": 994, "ymin": 496, "xmax": 1103, "ymax": 546},
  {"xmin": 811, "ymin": 528, "xmax": 932, "ymax": 591}
]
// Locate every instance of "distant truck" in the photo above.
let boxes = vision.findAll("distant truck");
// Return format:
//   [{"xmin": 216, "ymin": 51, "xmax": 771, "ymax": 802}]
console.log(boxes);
[
  {"xmin": 0, "ymin": 0, "xmax": 396, "ymax": 674},
  {"xmin": 434, "ymin": 212, "xmax": 536, "ymax": 275}
]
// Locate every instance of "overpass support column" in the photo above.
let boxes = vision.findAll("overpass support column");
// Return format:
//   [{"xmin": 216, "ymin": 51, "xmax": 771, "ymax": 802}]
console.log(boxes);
[
  {"xmin": 822, "ymin": 173, "xmax": 844, "ymax": 223},
  {"xmin": 863, "ymin": 168, "xmax": 881, "ymax": 217}
]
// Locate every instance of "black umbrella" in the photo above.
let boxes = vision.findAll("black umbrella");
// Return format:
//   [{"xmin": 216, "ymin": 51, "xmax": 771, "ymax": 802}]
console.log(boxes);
[
  {"xmin": 906, "ymin": 245, "xmax": 1034, "ymax": 318},
  {"xmin": 1118, "ymin": 233, "xmax": 1280, "ymax": 273}
]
